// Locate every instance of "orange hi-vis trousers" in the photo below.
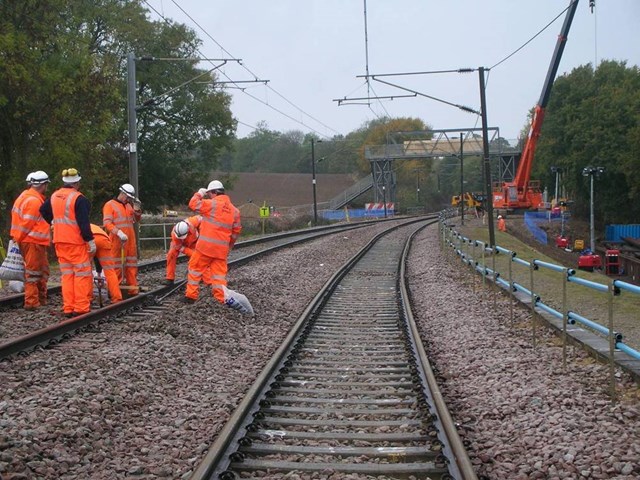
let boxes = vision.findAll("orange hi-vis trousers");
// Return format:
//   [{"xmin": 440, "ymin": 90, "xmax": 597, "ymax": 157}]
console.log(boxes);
[
  {"xmin": 19, "ymin": 242, "xmax": 49, "ymax": 308},
  {"xmin": 109, "ymin": 236, "xmax": 138, "ymax": 295},
  {"xmin": 167, "ymin": 247, "xmax": 211, "ymax": 284},
  {"xmin": 186, "ymin": 250, "xmax": 227, "ymax": 303},
  {"xmin": 55, "ymin": 242, "xmax": 93, "ymax": 314},
  {"xmin": 93, "ymin": 234, "xmax": 122, "ymax": 303}
]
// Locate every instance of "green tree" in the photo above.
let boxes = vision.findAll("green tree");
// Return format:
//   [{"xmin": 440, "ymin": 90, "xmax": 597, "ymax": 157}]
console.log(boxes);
[
  {"xmin": 0, "ymin": 0, "xmax": 235, "ymax": 231},
  {"xmin": 0, "ymin": 0, "xmax": 122, "ymax": 228},
  {"xmin": 535, "ymin": 61, "xmax": 640, "ymax": 225}
]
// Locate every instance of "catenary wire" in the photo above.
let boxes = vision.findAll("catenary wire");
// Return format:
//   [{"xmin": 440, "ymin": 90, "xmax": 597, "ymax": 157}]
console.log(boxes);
[
  {"xmin": 158, "ymin": 0, "xmax": 340, "ymax": 138},
  {"xmin": 489, "ymin": 2, "xmax": 572, "ymax": 71}
]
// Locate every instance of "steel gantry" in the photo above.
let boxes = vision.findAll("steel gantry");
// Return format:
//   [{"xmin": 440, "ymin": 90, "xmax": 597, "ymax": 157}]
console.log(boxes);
[{"xmin": 364, "ymin": 127, "xmax": 519, "ymax": 205}]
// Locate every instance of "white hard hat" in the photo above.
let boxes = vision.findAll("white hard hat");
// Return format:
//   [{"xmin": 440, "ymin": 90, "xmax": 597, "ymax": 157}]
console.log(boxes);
[
  {"xmin": 498, "ymin": 215, "xmax": 503, "ymax": 219},
  {"xmin": 30, "ymin": 171, "xmax": 50, "ymax": 185},
  {"xmin": 25, "ymin": 172, "xmax": 34, "ymax": 182},
  {"xmin": 207, "ymin": 180, "xmax": 224, "ymax": 192},
  {"xmin": 119, "ymin": 183, "xmax": 136, "ymax": 199},
  {"xmin": 174, "ymin": 221, "xmax": 190, "ymax": 239}
]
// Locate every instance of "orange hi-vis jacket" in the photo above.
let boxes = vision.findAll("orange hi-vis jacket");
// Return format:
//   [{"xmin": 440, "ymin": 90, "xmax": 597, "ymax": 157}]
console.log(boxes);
[
  {"xmin": 51, "ymin": 188, "xmax": 84, "ymax": 244},
  {"xmin": 103, "ymin": 198, "xmax": 141, "ymax": 293},
  {"xmin": 103, "ymin": 198, "xmax": 141, "ymax": 240},
  {"xmin": 189, "ymin": 193, "xmax": 241, "ymax": 259},
  {"xmin": 11, "ymin": 188, "xmax": 51, "ymax": 245},
  {"xmin": 166, "ymin": 215, "xmax": 201, "ymax": 281},
  {"xmin": 171, "ymin": 215, "xmax": 202, "ymax": 256}
]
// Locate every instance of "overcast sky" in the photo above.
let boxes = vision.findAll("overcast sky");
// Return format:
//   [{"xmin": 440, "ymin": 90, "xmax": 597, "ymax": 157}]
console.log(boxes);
[{"xmin": 146, "ymin": 0, "xmax": 639, "ymax": 144}]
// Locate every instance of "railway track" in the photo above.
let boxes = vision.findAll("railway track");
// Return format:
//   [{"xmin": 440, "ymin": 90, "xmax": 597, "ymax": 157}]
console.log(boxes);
[
  {"xmin": 0, "ymin": 218, "xmax": 421, "ymax": 360},
  {"xmin": 191, "ymin": 217, "xmax": 477, "ymax": 480},
  {"xmin": 0, "ymin": 221, "xmax": 372, "ymax": 310}
]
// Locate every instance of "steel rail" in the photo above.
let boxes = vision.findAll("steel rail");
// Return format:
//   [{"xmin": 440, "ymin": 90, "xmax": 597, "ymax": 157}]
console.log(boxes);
[
  {"xmin": 190, "ymin": 216, "xmax": 475, "ymax": 480},
  {"xmin": 0, "ymin": 217, "xmax": 432, "ymax": 360},
  {"xmin": 0, "ymin": 221, "xmax": 374, "ymax": 309},
  {"xmin": 400, "ymin": 224, "xmax": 478, "ymax": 480}
]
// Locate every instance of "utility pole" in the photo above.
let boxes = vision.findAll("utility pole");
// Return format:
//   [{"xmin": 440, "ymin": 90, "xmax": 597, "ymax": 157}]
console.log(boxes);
[
  {"xmin": 479, "ymin": 67, "xmax": 495, "ymax": 247},
  {"xmin": 311, "ymin": 138, "xmax": 322, "ymax": 225},
  {"xmin": 459, "ymin": 132, "xmax": 464, "ymax": 226},
  {"xmin": 583, "ymin": 166, "xmax": 605, "ymax": 253},
  {"xmin": 127, "ymin": 53, "xmax": 138, "ymax": 197}
]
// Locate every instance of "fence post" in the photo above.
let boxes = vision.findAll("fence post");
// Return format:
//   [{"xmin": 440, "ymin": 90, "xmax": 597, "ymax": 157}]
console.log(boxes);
[
  {"xmin": 472, "ymin": 241, "xmax": 477, "ymax": 294},
  {"xmin": 562, "ymin": 268, "xmax": 568, "ymax": 369},
  {"xmin": 608, "ymin": 282, "xmax": 616, "ymax": 401},
  {"xmin": 163, "ymin": 223, "xmax": 168, "ymax": 252},
  {"xmin": 492, "ymin": 246, "xmax": 497, "ymax": 310},
  {"xmin": 481, "ymin": 242, "xmax": 486, "ymax": 289},
  {"xmin": 530, "ymin": 260, "xmax": 537, "ymax": 348},
  {"xmin": 508, "ymin": 253, "xmax": 514, "ymax": 323}
]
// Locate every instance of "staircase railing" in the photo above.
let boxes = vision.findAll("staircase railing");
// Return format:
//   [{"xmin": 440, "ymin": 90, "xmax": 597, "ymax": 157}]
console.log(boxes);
[{"xmin": 328, "ymin": 175, "xmax": 373, "ymax": 210}]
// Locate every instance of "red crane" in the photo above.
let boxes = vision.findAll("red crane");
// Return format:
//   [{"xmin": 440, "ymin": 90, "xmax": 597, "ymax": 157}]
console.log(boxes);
[{"xmin": 493, "ymin": 0, "xmax": 582, "ymax": 211}]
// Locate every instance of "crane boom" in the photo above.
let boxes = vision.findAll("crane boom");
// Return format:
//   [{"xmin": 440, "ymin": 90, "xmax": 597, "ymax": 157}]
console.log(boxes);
[{"xmin": 494, "ymin": 0, "xmax": 581, "ymax": 210}]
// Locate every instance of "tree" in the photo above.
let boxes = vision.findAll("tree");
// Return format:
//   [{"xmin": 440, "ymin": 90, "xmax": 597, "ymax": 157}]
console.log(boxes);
[
  {"xmin": 534, "ymin": 61, "xmax": 640, "ymax": 224},
  {"xmin": 0, "ymin": 0, "xmax": 235, "ymax": 230},
  {"xmin": 0, "ymin": 0, "xmax": 122, "ymax": 228}
]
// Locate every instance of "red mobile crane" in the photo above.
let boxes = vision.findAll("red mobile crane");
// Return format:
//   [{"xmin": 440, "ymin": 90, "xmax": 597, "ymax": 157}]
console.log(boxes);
[{"xmin": 493, "ymin": 0, "xmax": 582, "ymax": 211}]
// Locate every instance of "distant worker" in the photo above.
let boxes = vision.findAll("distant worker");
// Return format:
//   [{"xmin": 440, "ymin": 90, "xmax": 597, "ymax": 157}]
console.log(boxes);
[
  {"xmin": 186, "ymin": 180, "xmax": 253, "ymax": 314},
  {"xmin": 164, "ymin": 215, "xmax": 203, "ymax": 285},
  {"xmin": 498, "ymin": 215, "xmax": 507, "ymax": 232},
  {"xmin": 89, "ymin": 224, "xmax": 123, "ymax": 304},
  {"xmin": 10, "ymin": 171, "xmax": 51, "ymax": 310},
  {"xmin": 103, "ymin": 183, "xmax": 142, "ymax": 296},
  {"xmin": 40, "ymin": 168, "xmax": 95, "ymax": 317}
]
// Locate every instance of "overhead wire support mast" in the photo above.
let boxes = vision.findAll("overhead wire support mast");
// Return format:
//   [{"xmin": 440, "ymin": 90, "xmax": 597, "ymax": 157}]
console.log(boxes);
[
  {"xmin": 363, "ymin": 75, "xmax": 481, "ymax": 116},
  {"xmin": 336, "ymin": 68, "xmax": 478, "ymax": 112}
]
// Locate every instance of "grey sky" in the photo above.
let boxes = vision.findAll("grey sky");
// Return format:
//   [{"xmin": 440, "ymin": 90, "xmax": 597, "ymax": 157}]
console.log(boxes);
[{"xmin": 147, "ymin": 0, "xmax": 639, "ymax": 143}]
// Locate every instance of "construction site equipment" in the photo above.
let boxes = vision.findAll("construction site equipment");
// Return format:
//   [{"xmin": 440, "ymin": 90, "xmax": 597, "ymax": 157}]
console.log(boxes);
[
  {"xmin": 452, "ymin": 192, "xmax": 485, "ymax": 209},
  {"xmin": 578, "ymin": 253, "xmax": 601, "ymax": 272},
  {"xmin": 555, "ymin": 236, "xmax": 569, "ymax": 249},
  {"xmin": 493, "ymin": 0, "xmax": 582, "ymax": 211},
  {"xmin": 605, "ymin": 250, "xmax": 621, "ymax": 275}
]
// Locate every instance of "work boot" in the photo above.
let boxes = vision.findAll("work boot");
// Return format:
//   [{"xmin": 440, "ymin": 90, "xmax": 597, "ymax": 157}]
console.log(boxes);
[
  {"xmin": 24, "ymin": 305, "xmax": 39, "ymax": 311},
  {"xmin": 181, "ymin": 297, "xmax": 197, "ymax": 305},
  {"xmin": 162, "ymin": 279, "xmax": 174, "ymax": 286}
]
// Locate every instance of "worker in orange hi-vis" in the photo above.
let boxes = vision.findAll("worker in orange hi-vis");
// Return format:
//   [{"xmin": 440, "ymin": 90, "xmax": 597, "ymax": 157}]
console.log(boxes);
[
  {"xmin": 102, "ymin": 183, "xmax": 142, "ymax": 296},
  {"xmin": 40, "ymin": 168, "xmax": 95, "ymax": 317},
  {"xmin": 498, "ymin": 215, "xmax": 507, "ymax": 232},
  {"xmin": 164, "ymin": 215, "xmax": 204, "ymax": 285},
  {"xmin": 10, "ymin": 171, "xmax": 52, "ymax": 310},
  {"xmin": 185, "ymin": 180, "xmax": 253, "ymax": 315},
  {"xmin": 89, "ymin": 224, "xmax": 123, "ymax": 304}
]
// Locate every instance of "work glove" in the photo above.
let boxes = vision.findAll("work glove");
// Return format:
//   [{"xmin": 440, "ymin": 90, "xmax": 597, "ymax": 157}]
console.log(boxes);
[
  {"xmin": 117, "ymin": 230, "xmax": 128, "ymax": 243},
  {"xmin": 198, "ymin": 188, "xmax": 208, "ymax": 197},
  {"xmin": 87, "ymin": 240, "xmax": 97, "ymax": 254}
]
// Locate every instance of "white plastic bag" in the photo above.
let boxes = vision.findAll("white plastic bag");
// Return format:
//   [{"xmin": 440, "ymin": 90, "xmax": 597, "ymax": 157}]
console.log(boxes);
[
  {"xmin": 0, "ymin": 240, "xmax": 25, "ymax": 281},
  {"xmin": 222, "ymin": 285, "xmax": 254, "ymax": 316},
  {"xmin": 8, "ymin": 280, "xmax": 25, "ymax": 293}
]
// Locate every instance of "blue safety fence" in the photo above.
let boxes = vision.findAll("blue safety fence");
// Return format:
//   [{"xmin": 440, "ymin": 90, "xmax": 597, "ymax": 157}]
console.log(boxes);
[
  {"xmin": 523, "ymin": 211, "xmax": 567, "ymax": 245},
  {"xmin": 321, "ymin": 209, "xmax": 395, "ymax": 220},
  {"xmin": 440, "ymin": 219, "xmax": 640, "ymax": 366}
]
